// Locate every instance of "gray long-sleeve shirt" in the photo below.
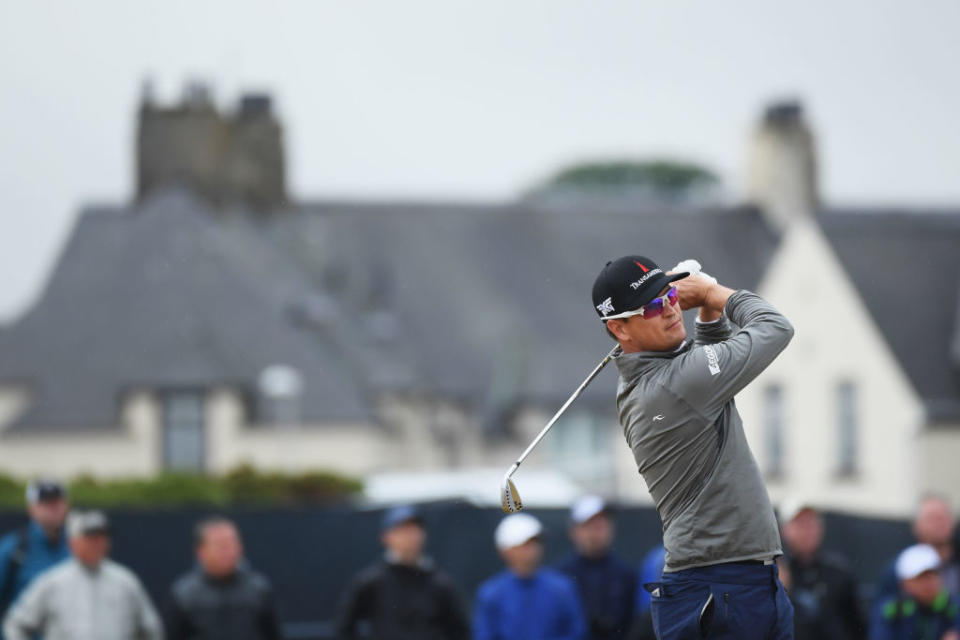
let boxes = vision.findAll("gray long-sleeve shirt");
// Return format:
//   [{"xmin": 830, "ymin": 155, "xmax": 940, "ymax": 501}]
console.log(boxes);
[
  {"xmin": 2, "ymin": 558, "xmax": 163, "ymax": 640},
  {"xmin": 614, "ymin": 290, "xmax": 794, "ymax": 572}
]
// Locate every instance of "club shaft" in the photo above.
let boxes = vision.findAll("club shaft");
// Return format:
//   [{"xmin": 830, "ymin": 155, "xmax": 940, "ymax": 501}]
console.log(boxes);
[{"xmin": 507, "ymin": 345, "xmax": 621, "ymax": 475}]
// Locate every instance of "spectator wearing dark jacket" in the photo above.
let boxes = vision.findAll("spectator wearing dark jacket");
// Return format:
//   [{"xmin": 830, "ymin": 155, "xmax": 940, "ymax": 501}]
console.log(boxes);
[
  {"xmin": 779, "ymin": 500, "xmax": 866, "ymax": 640},
  {"xmin": 556, "ymin": 496, "xmax": 637, "ymax": 640},
  {"xmin": 166, "ymin": 516, "xmax": 282, "ymax": 640},
  {"xmin": 335, "ymin": 505, "xmax": 468, "ymax": 640}
]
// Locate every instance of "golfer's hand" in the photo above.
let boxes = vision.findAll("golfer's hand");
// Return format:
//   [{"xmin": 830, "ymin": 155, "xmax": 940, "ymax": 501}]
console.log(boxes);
[{"xmin": 670, "ymin": 274, "xmax": 712, "ymax": 311}]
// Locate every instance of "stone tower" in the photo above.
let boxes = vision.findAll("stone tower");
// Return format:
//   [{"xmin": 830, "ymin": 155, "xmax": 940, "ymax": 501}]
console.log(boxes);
[{"xmin": 136, "ymin": 83, "xmax": 286, "ymax": 210}]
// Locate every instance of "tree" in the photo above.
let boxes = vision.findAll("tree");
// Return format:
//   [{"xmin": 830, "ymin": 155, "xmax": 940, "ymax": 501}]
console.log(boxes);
[{"xmin": 532, "ymin": 159, "xmax": 719, "ymax": 201}]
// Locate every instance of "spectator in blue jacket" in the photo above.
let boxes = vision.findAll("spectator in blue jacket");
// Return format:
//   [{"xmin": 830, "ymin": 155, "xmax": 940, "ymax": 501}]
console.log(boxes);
[
  {"xmin": 556, "ymin": 496, "xmax": 637, "ymax": 639},
  {"xmin": 474, "ymin": 513, "xmax": 587, "ymax": 640},
  {"xmin": 632, "ymin": 544, "xmax": 666, "ymax": 640},
  {"xmin": 0, "ymin": 480, "xmax": 70, "ymax": 637},
  {"xmin": 635, "ymin": 545, "xmax": 666, "ymax": 615},
  {"xmin": 870, "ymin": 544, "xmax": 960, "ymax": 640}
]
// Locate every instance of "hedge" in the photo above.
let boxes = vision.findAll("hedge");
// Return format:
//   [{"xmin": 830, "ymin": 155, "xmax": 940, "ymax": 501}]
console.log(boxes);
[{"xmin": 0, "ymin": 465, "xmax": 363, "ymax": 510}]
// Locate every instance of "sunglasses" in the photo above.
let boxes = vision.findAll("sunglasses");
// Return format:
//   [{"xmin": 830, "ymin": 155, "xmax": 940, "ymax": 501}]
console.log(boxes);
[{"xmin": 601, "ymin": 287, "xmax": 678, "ymax": 321}]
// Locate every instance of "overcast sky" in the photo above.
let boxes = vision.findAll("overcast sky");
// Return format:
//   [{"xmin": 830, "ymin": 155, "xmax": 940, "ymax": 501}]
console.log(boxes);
[{"xmin": 1, "ymin": 0, "xmax": 958, "ymax": 321}]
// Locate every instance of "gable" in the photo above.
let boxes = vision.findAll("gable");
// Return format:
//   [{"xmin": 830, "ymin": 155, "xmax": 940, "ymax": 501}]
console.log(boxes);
[
  {"xmin": 820, "ymin": 210, "xmax": 960, "ymax": 422},
  {"xmin": 740, "ymin": 218, "xmax": 925, "ymax": 515}
]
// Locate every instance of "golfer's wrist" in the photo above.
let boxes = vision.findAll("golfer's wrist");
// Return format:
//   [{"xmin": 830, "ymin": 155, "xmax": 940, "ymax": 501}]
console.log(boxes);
[{"xmin": 703, "ymin": 284, "xmax": 735, "ymax": 314}]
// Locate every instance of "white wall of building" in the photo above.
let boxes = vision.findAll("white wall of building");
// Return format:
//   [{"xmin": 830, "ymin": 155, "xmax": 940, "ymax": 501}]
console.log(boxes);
[
  {"xmin": 737, "ymin": 219, "xmax": 926, "ymax": 517},
  {"xmin": 206, "ymin": 388, "xmax": 396, "ymax": 476},
  {"xmin": 0, "ymin": 390, "xmax": 162, "ymax": 478},
  {"xmin": 916, "ymin": 425, "xmax": 960, "ymax": 509}
]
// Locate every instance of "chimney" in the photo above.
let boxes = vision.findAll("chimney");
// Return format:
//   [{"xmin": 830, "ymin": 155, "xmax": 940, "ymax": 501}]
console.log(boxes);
[
  {"xmin": 135, "ymin": 83, "xmax": 286, "ymax": 211},
  {"xmin": 224, "ymin": 94, "xmax": 286, "ymax": 210},
  {"xmin": 746, "ymin": 101, "xmax": 819, "ymax": 231}
]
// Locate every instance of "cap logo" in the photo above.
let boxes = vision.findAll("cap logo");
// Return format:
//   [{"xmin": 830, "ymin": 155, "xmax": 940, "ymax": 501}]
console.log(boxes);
[
  {"xmin": 596, "ymin": 297, "xmax": 615, "ymax": 316},
  {"xmin": 628, "ymin": 268, "xmax": 662, "ymax": 290},
  {"xmin": 634, "ymin": 261, "xmax": 650, "ymax": 273}
]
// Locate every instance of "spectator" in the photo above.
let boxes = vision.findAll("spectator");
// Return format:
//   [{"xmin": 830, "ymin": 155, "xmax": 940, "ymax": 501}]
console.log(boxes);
[
  {"xmin": 2, "ymin": 510, "xmax": 162, "ymax": 640},
  {"xmin": 875, "ymin": 495, "xmax": 959, "ymax": 605},
  {"xmin": 0, "ymin": 479, "xmax": 70, "ymax": 634},
  {"xmin": 779, "ymin": 499, "xmax": 865, "ymax": 640},
  {"xmin": 635, "ymin": 544, "xmax": 666, "ymax": 616},
  {"xmin": 167, "ymin": 516, "xmax": 281, "ymax": 640},
  {"xmin": 474, "ymin": 513, "xmax": 587, "ymax": 640},
  {"xmin": 556, "ymin": 496, "xmax": 637, "ymax": 639},
  {"xmin": 632, "ymin": 544, "xmax": 666, "ymax": 640},
  {"xmin": 335, "ymin": 504, "xmax": 468, "ymax": 640},
  {"xmin": 870, "ymin": 544, "xmax": 960, "ymax": 640}
]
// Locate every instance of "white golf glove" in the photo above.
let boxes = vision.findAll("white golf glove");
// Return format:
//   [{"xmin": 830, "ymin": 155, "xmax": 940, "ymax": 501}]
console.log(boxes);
[{"xmin": 672, "ymin": 259, "xmax": 717, "ymax": 284}]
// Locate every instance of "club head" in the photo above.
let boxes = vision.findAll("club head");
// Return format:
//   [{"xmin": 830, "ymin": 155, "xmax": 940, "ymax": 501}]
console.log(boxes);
[{"xmin": 501, "ymin": 475, "xmax": 523, "ymax": 513}]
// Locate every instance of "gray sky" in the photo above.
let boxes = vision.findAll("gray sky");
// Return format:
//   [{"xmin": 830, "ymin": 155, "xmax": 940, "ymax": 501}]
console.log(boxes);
[{"xmin": 1, "ymin": 0, "xmax": 958, "ymax": 321}]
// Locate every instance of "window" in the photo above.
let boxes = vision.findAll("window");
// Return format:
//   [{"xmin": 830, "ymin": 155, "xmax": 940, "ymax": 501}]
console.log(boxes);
[
  {"xmin": 836, "ymin": 381, "xmax": 858, "ymax": 476},
  {"xmin": 162, "ymin": 392, "xmax": 205, "ymax": 472},
  {"xmin": 763, "ymin": 385, "xmax": 785, "ymax": 478}
]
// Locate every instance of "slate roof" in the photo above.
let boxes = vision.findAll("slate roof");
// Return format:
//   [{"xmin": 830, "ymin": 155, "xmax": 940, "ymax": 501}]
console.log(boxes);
[
  {"xmin": 266, "ymin": 200, "xmax": 780, "ymax": 418},
  {"xmin": 0, "ymin": 189, "xmax": 378, "ymax": 430},
  {"xmin": 0, "ymin": 190, "xmax": 779, "ymax": 431},
  {"xmin": 820, "ymin": 208, "xmax": 960, "ymax": 422},
  {"xmin": 3, "ymin": 188, "xmax": 957, "ymax": 433}
]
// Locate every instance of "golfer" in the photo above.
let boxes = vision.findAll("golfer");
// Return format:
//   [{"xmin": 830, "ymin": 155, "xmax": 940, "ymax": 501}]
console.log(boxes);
[{"xmin": 592, "ymin": 255, "xmax": 795, "ymax": 639}]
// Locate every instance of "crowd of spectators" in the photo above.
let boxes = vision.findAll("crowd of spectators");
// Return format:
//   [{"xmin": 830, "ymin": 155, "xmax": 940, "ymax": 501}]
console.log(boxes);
[{"xmin": 0, "ymin": 480, "xmax": 958, "ymax": 639}]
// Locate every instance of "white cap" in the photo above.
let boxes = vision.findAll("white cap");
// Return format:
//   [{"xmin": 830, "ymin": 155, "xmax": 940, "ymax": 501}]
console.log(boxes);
[
  {"xmin": 495, "ymin": 513, "xmax": 543, "ymax": 550},
  {"xmin": 896, "ymin": 543, "xmax": 941, "ymax": 580},
  {"xmin": 778, "ymin": 497, "xmax": 818, "ymax": 524},
  {"xmin": 570, "ymin": 495, "xmax": 609, "ymax": 525},
  {"xmin": 67, "ymin": 510, "xmax": 110, "ymax": 538}
]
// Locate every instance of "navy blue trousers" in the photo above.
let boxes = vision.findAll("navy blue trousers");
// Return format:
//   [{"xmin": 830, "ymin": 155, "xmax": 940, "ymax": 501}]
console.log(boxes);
[{"xmin": 646, "ymin": 562, "xmax": 794, "ymax": 639}]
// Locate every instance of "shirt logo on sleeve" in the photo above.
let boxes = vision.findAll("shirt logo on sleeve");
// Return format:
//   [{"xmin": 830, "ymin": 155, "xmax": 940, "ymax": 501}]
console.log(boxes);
[{"xmin": 703, "ymin": 345, "xmax": 721, "ymax": 376}]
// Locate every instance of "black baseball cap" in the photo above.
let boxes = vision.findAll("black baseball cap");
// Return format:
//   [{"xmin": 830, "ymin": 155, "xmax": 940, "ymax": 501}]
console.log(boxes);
[
  {"xmin": 592, "ymin": 256, "xmax": 688, "ymax": 320},
  {"xmin": 25, "ymin": 479, "xmax": 67, "ymax": 504}
]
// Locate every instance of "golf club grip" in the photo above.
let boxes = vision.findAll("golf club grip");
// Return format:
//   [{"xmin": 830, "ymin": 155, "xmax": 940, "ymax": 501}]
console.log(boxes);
[{"xmin": 510, "ymin": 345, "xmax": 621, "ymax": 470}]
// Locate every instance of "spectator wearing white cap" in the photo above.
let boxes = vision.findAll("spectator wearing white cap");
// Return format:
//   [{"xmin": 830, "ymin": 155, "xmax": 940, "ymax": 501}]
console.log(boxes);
[
  {"xmin": 0, "ymin": 479, "xmax": 70, "ymax": 636},
  {"xmin": 473, "ymin": 513, "xmax": 587, "ymax": 640},
  {"xmin": 869, "ymin": 544, "xmax": 960, "ymax": 640},
  {"xmin": 778, "ymin": 499, "xmax": 865, "ymax": 640},
  {"xmin": 555, "ymin": 496, "xmax": 637, "ymax": 640},
  {"xmin": 875, "ymin": 494, "xmax": 960, "ymax": 607},
  {"xmin": 2, "ymin": 510, "xmax": 163, "ymax": 640}
]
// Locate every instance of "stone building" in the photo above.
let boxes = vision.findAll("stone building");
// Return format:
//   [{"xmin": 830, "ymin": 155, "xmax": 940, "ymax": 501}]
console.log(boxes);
[{"xmin": 0, "ymin": 89, "xmax": 957, "ymax": 516}]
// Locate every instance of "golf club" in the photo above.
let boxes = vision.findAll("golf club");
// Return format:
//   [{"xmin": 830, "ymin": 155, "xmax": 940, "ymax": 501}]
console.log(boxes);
[{"xmin": 500, "ymin": 344, "xmax": 622, "ymax": 513}]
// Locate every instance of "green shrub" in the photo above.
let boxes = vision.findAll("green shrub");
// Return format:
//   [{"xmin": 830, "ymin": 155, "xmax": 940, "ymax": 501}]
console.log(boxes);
[
  {"xmin": 0, "ymin": 473, "xmax": 25, "ymax": 509},
  {"xmin": 0, "ymin": 466, "xmax": 362, "ymax": 511}
]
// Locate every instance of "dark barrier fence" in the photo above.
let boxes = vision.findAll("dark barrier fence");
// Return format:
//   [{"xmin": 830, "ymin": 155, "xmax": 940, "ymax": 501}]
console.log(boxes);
[{"xmin": 0, "ymin": 502, "xmax": 913, "ymax": 639}]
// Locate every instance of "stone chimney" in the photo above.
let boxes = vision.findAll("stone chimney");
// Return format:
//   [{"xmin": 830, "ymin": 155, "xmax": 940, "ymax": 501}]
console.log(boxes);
[
  {"xmin": 136, "ymin": 83, "xmax": 286, "ymax": 210},
  {"xmin": 746, "ymin": 101, "xmax": 819, "ymax": 231}
]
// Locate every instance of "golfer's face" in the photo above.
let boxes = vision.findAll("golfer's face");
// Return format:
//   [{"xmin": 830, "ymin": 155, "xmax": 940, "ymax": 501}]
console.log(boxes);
[{"xmin": 608, "ymin": 286, "xmax": 686, "ymax": 352}]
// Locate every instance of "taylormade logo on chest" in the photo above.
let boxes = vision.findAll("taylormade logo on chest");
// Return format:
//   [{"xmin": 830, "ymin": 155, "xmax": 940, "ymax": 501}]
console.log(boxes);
[
  {"xmin": 703, "ymin": 345, "xmax": 721, "ymax": 375},
  {"xmin": 629, "ymin": 268, "xmax": 662, "ymax": 289}
]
